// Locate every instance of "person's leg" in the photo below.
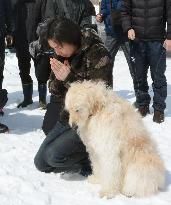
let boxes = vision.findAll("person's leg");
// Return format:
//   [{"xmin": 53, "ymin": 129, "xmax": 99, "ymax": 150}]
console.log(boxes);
[
  {"xmin": 42, "ymin": 97, "xmax": 64, "ymax": 135},
  {"xmin": 147, "ymin": 41, "xmax": 167, "ymax": 122},
  {"xmin": 130, "ymin": 41, "xmax": 151, "ymax": 113},
  {"xmin": 15, "ymin": 36, "xmax": 33, "ymax": 108},
  {"xmin": 105, "ymin": 35, "xmax": 120, "ymax": 66},
  {"xmin": 34, "ymin": 55, "xmax": 51, "ymax": 109},
  {"xmin": 0, "ymin": 37, "xmax": 5, "ymax": 90},
  {"xmin": 121, "ymin": 41, "xmax": 134, "ymax": 78},
  {"xmin": 34, "ymin": 121, "xmax": 90, "ymax": 174}
]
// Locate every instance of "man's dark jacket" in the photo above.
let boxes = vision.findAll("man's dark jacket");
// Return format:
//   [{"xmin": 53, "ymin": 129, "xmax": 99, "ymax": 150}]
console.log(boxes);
[
  {"xmin": 45, "ymin": 0, "xmax": 96, "ymax": 29},
  {"xmin": 12, "ymin": 0, "xmax": 49, "ymax": 43},
  {"xmin": 122, "ymin": 0, "xmax": 171, "ymax": 40}
]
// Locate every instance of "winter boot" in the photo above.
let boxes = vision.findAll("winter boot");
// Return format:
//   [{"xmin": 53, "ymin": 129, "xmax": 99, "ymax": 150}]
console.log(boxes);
[
  {"xmin": 153, "ymin": 110, "xmax": 164, "ymax": 123},
  {"xmin": 0, "ymin": 123, "xmax": 9, "ymax": 133},
  {"xmin": 138, "ymin": 105, "xmax": 150, "ymax": 117},
  {"xmin": 133, "ymin": 101, "xmax": 139, "ymax": 109},
  {"xmin": 38, "ymin": 83, "xmax": 47, "ymax": 109},
  {"xmin": 17, "ymin": 83, "xmax": 33, "ymax": 108}
]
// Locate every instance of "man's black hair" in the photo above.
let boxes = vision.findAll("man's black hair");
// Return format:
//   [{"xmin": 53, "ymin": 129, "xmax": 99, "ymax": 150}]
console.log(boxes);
[{"xmin": 40, "ymin": 18, "xmax": 82, "ymax": 49}]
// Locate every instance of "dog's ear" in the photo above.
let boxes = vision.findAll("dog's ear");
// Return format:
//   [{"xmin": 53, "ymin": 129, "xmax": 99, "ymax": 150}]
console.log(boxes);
[{"xmin": 91, "ymin": 95, "xmax": 106, "ymax": 115}]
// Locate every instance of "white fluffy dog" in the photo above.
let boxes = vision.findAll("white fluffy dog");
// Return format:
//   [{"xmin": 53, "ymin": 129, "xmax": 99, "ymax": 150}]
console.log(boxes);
[{"xmin": 65, "ymin": 80, "xmax": 165, "ymax": 199}]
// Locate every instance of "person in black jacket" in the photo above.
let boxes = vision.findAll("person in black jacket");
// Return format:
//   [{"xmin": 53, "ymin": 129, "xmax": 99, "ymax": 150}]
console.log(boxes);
[
  {"xmin": 0, "ymin": 0, "xmax": 14, "ymax": 115},
  {"xmin": 12, "ymin": 0, "xmax": 50, "ymax": 108},
  {"xmin": 44, "ymin": 0, "xmax": 96, "ymax": 29},
  {"xmin": 122, "ymin": 0, "xmax": 171, "ymax": 123}
]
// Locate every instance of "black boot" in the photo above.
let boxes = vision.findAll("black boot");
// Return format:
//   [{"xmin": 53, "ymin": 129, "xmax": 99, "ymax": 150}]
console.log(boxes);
[
  {"xmin": 138, "ymin": 105, "xmax": 150, "ymax": 117},
  {"xmin": 153, "ymin": 110, "xmax": 164, "ymax": 123},
  {"xmin": 38, "ymin": 83, "xmax": 47, "ymax": 109},
  {"xmin": 0, "ymin": 123, "xmax": 9, "ymax": 133},
  {"xmin": 17, "ymin": 83, "xmax": 33, "ymax": 108}
]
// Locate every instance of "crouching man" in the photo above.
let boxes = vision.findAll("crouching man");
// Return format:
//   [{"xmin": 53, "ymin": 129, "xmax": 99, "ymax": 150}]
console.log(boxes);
[{"xmin": 34, "ymin": 18, "xmax": 113, "ymax": 176}]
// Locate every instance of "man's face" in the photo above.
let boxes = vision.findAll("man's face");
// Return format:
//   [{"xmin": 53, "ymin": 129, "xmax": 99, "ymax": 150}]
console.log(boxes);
[{"xmin": 48, "ymin": 39, "xmax": 77, "ymax": 58}]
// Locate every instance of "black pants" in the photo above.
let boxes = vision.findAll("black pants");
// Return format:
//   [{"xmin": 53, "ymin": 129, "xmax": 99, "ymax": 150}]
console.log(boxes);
[
  {"xmin": 15, "ymin": 34, "xmax": 32, "ymax": 84},
  {"xmin": 105, "ymin": 35, "xmax": 134, "ymax": 77},
  {"xmin": 34, "ymin": 55, "xmax": 51, "ymax": 84},
  {"xmin": 34, "ymin": 95, "xmax": 90, "ymax": 173},
  {"xmin": 0, "ymin": 37, "xmax": 5, "ymax": 89},
  {"xmin": 130, "ymin": 41, "xmax": 167, "ymax": 112},
  {"xmin": 0, "ymin": 89, "xmax": 8, "ymax": 108}
]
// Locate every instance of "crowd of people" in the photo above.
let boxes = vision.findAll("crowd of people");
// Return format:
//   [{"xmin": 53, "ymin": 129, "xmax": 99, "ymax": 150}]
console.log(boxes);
[{"xmin": 0, "ymin": 0, "xmax": 171, "ymax": 176}]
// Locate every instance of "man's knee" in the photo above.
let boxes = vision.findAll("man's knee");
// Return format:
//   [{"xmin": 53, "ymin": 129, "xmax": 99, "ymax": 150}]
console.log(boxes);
[{"xmin": 34, "ymin": 150, "xmax": 55, "ymax": 173}]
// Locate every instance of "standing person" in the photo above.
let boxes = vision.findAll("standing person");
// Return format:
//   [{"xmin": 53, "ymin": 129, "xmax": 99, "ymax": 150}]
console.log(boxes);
[
  {"xmin": 45, "ymin": 0, "xmax": 96, "ymax": 29},
  {"xmin": 122, "ymin": 0, "xmax": 171, "ymax": 123},
  {"xmin": 34, "ymin": 18, "xmax": 113, "ymax": 175},
  {"xmin": 0, "ymin": 0, "xmax": 14, "ymax": 115},
  {"xmin": 96, "ymin": 0, "xmax": 133, "ymax": 73},
  {"xmin": 12, "ymin": 0, "xmax": 50, "ymax": 108}
]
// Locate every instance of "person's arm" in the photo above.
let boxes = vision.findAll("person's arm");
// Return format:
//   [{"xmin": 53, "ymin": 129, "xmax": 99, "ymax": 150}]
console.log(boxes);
[
  {"xmin": 164, "ymin": 0, "xmax": 171, "ymax": 51},
  {"xmin": 63, "ymin": 39, "xmax": 113, "ymax": 88},
  {"xmin": 121, "ymin": 0, "xmax": 132, "ymax": 33},
  {"xmin": 100, "ymin": 0, "xmax": 108, "ymax": 17},
  {"xmin": 166, "ymin": 0, "xmax": 171, "ymax": 39},
  {"xmin": 79, "ymin": 0, "xmax": 95, "ymax": 29},
  {"xmin": 85, "ymin": 42, "xmax": 113, "ymax": 87},
  {"xmin": 44, "ymin": 0, "xmax": 56, "ymax": 19}
]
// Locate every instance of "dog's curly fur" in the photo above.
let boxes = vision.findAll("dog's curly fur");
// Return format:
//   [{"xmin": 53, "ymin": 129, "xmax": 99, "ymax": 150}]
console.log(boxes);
[{"xmin": 65, "ymin": 80, "xmax": 165, "ymax": 199}]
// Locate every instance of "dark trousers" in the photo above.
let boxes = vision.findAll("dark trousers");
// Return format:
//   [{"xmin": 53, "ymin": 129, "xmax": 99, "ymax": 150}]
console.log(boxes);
[
  {"xmin": 130, "ymin": 41, "xmax": 167, "ymax": 112},
  {"xmin": 15, "ymin": 34, "xmax": 32, "ymax": 84},
  {"xmin": 34, "ymin": 55, "xmax": 51, "ymax": 84},
  {"xmin": 34, "ymin": 96, "xmax": 90, "ymax": 173},
  {"xmin": 0, "ymin": 37, "xmax": 5, "ymax": 89},
  {"xmin": 105, "ymin": 35, "xmax": 134, "ymax": 77}
]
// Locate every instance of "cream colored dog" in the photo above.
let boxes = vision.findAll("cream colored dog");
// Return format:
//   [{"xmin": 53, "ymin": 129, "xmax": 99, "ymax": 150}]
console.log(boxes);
[{"xmin": 65, "ymin": 80, "xmax": 165, "ymax": 199}]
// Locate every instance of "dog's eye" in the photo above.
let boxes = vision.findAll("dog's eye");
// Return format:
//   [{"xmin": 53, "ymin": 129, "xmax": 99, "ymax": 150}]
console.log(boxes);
[{"xmin": 75, "ymin": 109, "xmax": 79, "ymax": 113}]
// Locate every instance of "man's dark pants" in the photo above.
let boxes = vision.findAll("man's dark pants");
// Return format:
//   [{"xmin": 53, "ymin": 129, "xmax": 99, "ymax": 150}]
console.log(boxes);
[
  {"xmin": 34, "ymin": 96, "xmax": 90, "ymax": 174},
  {"xmin": 130, "ymin": 41, "xmax": 167, "ymax": 112}
]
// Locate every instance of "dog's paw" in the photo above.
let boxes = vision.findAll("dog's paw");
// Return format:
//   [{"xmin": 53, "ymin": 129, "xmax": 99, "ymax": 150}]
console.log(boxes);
[
  {"xmin": 88, "ymin": 175, "xmax": 99, "ymax": 184},
  {"xmin": 99, "ymin": 189, "xmax": 119, "ymax": 199},
  {"xmin": 122, "ymin": 190, "xmax": 134, "ymax": 198}
]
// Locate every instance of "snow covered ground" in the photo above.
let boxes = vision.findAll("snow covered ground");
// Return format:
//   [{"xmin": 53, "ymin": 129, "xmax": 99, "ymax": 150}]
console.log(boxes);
[{"xmin": 0, "ymin": 47, "xmax": 171, "ymax": 205}]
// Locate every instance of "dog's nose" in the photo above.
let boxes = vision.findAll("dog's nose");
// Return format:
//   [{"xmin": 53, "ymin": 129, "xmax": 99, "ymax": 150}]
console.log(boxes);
[{"xmin": 72, "ymin": 123, "xmax": 78, "ymax": 130}]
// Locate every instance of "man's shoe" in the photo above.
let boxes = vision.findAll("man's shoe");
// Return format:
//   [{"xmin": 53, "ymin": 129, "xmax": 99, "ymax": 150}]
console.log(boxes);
[
  {"xmin": 39, "ymin": 100, "xmax": 47, "ymax": 110},
  {"xmin": 138, "ymin": 105, "xmax": 150, "ymax": 117},
  {"xmin": 153, "ymin": 110, "xmax": 164, "ymax": 123},
  {"xmin": 0, "ymin": 123, "xmax": 9, "ymax": 133}
]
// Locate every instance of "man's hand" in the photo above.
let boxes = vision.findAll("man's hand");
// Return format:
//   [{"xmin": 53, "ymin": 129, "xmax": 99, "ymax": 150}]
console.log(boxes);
[
  {"xmin": 128, "ymin": 29, "xmax": 136, "ymax": 40},
  {"xmin": 5, "ymin": 35, "xmax": 13, "ymax": 46},
  {"xmin": 163, "ymin": 39, "xmax": 171, "ymax": 51},
  {"xmin": 96, "ymin": 14, "xmax": 103, "ymax": 23},
  {"xmin": 50, "ymin": 58, "xmax": 71, "ymax": 81}
]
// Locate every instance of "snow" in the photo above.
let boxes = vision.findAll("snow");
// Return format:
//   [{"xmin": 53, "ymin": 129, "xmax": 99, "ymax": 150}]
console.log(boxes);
[{"xmin": 1, "ymin": 24, "xmax": 171, "ymax": 205}]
